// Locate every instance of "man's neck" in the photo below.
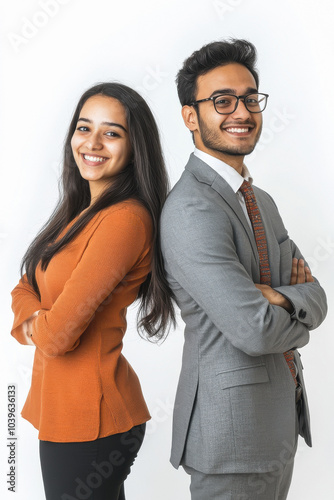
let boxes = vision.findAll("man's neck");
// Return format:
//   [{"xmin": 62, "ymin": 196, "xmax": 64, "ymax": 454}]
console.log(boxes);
[{"xmin": 195, "ymin": 146, "xmax": 244, "ymax": 175}]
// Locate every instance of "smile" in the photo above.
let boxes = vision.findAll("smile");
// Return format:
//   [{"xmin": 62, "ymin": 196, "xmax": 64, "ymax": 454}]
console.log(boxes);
[
  {"xmin": 83, "ymin": 154, "xmax": 108, "ymax": 162},
  {"xmin": 225, "ymin": 127, "xmax": 251, "ymax": 133}
]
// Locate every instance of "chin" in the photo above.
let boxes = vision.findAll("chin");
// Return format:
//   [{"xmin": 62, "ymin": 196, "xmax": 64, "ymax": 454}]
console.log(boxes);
[
  {"xmin": 229, "ymin": 148, "xmax": 255, "ymax": 156},
  {"xmin": 226, "ymin": 142, "xmax": 257, "ymax": 155},
  {"xmin": 211, "ymin": 145, "xmax": 256, "ymax": 157}
]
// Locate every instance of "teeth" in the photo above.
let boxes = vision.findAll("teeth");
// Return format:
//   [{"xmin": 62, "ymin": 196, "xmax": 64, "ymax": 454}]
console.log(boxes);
[
  {"xmin": 226, "ymin": 128, "xmax": 249, "ymax": 133},
  {"xmin": 84, "ymin": 155, "xmax": 106, "ymax": 162}
]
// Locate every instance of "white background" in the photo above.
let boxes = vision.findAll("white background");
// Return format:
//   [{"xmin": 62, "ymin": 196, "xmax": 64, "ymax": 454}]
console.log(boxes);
[{"xmin": 1, "ymin": 0, "xmax": 334, "ymax": 498}]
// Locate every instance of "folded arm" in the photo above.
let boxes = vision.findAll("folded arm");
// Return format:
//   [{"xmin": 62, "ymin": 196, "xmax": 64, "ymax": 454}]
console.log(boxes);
[
  {"xmin": 260, "ymin": 193, "xmax": 327, "ymax": 329},
  {"xmin": 273, "ymin": 242, "xmax": 327, "ymax": 330},
  {"xmin": 11, "ymin": 208, "xmax": 151, "ymax": 356},
  {"xmin": 255, "ymin": 257, "xmax": 315, "ymax": 313},
  {"xmin": 11, "ymin": 275, "xmax": 42, "ymax": 346},
  {"xmin": 161, "ymin": 206, "xmax": 324, "ymax": 357}
]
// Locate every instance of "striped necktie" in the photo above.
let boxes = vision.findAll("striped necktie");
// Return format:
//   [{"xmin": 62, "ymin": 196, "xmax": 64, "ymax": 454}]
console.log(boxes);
[{"xmin": 239, "ymin": 180, "xmax": 297, "ymax": 386}]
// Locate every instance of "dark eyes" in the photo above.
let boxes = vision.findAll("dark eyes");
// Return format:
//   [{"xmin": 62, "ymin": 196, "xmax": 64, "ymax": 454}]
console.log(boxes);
[
  {"xmin": 216, "ymin": 98, "xmax": 231, "ymax": 105},
  {"xmin": 76, "ymin": 126, "xmax": 120, "ymax": 137}
]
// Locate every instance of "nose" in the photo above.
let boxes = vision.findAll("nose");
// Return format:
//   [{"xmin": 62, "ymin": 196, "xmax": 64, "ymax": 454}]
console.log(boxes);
[
  {"xmin": 86, "ymin": 131, "xmax": 103, "ymax": 150},
  {"xmin": 230, "ymin": 98, "xmax": 251, "ymax": 120}
]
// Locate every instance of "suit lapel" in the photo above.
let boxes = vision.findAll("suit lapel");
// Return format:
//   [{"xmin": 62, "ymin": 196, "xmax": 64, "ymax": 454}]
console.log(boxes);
[{"xmin": 185, "ymin": 154, "xmax": 259, "ymax": 260}]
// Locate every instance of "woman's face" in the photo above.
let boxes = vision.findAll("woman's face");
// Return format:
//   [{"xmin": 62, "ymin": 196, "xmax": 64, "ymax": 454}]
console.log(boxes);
[{"xmin": 71, "ymin": 95, "xmax": 132, "ymax": 200}]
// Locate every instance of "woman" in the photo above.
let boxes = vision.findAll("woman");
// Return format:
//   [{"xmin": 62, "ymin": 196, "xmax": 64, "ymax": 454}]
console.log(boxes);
[{"xmin": 10, "ymin": 83, "xmax": 175, "ymax": 500}]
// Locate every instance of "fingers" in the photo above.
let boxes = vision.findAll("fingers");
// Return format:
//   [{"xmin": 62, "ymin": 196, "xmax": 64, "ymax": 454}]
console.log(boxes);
[
  {"xmin": 297, "ymin": 258, "xmax": 306, "ymax": 284},
  {"xmin": 305, "ymin": 265, "xmax": 315, "ymax": 283},
  {"xmin": 290, "ymin": 258, "xmax": 298, "ymax": 285},
  {"xmin": 290, "ymin": 258, "xmax": 314, "ymax": 284}
]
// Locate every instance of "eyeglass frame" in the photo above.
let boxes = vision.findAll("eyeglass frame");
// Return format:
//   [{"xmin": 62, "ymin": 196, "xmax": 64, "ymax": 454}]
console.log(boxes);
[{"xmin": 188, "ymin": 92, "xmax": 269, "ymax": 114}]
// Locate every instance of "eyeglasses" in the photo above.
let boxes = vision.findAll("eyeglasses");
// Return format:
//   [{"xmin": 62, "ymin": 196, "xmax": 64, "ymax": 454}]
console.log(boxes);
[{"xmin": 189, "ymin": 93, "xmax": 269, "ymax": 114}]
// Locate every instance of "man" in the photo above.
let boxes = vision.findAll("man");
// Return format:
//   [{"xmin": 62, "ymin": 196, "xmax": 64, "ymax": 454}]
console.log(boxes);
[{"xmin": 160, "ymin": 39, "xmax": 327, "ymax": 499}]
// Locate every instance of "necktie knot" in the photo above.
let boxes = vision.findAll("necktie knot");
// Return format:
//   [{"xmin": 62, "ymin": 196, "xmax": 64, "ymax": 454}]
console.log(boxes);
[
  {"xmin": 239, "ymin": 180, "xmax": 258, "ymax": 215},
  {"xmin": 239, "ymin": 179, "xmax": 251, "ymax": 193},
  {"xmin": 239, "ymin": 180, "xmax": 254, "ymax": 201}
]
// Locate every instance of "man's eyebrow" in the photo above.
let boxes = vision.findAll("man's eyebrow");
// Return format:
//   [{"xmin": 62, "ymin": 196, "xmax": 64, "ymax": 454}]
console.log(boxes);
[
  {"xmin": 77, "ymin": 117, "xmax": 128, "ymax": 132},
  {"xmin": 209, "ymin": 87, "xmax": 258, "ymax": 97}
]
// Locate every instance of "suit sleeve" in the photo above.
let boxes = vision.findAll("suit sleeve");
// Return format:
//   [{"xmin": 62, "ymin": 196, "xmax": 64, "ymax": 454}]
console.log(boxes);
[
  {"xmin": 11, "ymin": 275, "xmax": 42, "ymax": 345},
  {"xmin": 263, "ymin": 190, "xmax": 327, "ymax": 330},
  {"xmin": 11, "ymin": 208, "xmax": 151, "ymax": 357},
  {"xmin": 161, "ymin": 200, "xmax": 317, "ymax": 357},
  {"xmin": 274, "ymin": 239, "xmax": 327, "ymax": 330}
]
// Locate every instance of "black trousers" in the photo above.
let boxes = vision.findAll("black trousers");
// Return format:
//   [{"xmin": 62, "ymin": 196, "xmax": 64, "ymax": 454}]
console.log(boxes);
[{"xmin": 39, "ymin": 423, "xmax": 145, "ymax": 500}]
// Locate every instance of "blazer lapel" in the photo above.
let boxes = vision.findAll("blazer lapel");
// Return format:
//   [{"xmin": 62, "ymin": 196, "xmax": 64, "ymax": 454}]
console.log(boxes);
[{"xmin": 185, "ymin": 154, "xmax": 259, "ymax": 260}]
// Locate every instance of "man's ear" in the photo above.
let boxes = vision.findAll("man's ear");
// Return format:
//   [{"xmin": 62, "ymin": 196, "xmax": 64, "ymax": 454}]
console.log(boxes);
[{"xmin": 181, "ymin": 105, "xmax": 199, "ymax": 133}]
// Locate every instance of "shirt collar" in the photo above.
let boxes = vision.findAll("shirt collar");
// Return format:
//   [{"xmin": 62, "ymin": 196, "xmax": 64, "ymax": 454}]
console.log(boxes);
[{"xmin": 194, "ymin": 148, "xmax": 253, "ymax": 193}]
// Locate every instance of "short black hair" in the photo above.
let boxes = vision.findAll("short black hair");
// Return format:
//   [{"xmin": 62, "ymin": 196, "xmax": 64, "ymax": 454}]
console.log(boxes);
[{"xmin": 176, "ymin": 39, "xmax": 259, "ymax": 106}]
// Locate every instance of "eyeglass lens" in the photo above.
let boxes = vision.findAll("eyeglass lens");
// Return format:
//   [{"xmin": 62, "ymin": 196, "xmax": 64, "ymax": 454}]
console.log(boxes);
[{"xmin": 214, "ymin": 94, "xmax": 267, "ymax": 114}]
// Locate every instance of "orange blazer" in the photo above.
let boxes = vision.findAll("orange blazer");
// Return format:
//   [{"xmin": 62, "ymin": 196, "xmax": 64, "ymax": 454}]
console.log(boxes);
[{"xmin": 11, "ymin": 200, "xmax": 152, "ymax": 442}]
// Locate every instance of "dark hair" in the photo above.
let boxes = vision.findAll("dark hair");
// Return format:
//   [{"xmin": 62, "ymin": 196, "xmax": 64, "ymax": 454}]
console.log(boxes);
[
  {"xmin": 176, "ymin": 38, "xmax": 259, "ymax": 106},
  {"xmin": 21, "ymin": 82, "xmax": 175, "ymax": 340}
]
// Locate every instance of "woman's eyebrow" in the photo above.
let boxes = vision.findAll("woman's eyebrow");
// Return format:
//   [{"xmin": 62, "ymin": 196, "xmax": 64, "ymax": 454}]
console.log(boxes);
[{"xmin": 77, "ymin": 117, "xmax": 128, "ymax": 132}]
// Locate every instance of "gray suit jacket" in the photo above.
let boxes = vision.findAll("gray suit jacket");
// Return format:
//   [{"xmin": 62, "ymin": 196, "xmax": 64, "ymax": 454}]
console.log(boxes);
[{"xmin": 160, "ymin": 154, "xmax": 327, "ymax": 474}]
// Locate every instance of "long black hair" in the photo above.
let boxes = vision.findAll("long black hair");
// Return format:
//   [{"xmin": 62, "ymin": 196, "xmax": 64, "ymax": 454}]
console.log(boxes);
[{"xmin": 21, "ymin": 82, "xmax": 175, "ymax": 339}]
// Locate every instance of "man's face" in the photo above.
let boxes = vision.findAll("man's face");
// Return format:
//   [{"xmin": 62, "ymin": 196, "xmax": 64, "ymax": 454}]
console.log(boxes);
[{"xmin": 185, "ymin": 63, "xmax": 263, "ymax": 165}]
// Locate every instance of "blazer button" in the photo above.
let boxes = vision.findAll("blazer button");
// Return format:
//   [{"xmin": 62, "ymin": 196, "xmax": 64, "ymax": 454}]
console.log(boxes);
[{"xmin": 298, "ymin": 309, "xmax": 307, "ymax": 319}]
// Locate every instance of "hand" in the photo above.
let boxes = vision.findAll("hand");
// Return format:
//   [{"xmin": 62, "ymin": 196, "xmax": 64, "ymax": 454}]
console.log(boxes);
[
  {"xmin": 290, "ymin": 258, "xmax": 314, "ymax": 285},
  {"xmin": 255, "ymin": 284, "xmax": 293, "ymax": 313},
  {"xmin": 22, "ymin": 310, "xmax": 40, "ymax": 345}
]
